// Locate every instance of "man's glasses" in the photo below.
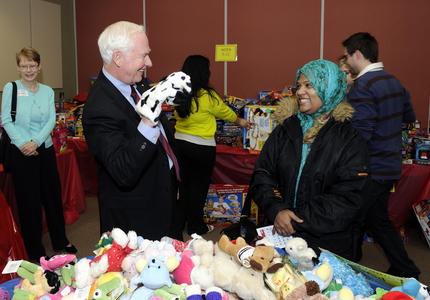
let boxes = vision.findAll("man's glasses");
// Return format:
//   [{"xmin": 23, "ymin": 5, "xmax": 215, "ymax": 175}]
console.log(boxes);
[{"xmin": 19, "ymin": 64, "xmax": 38, "ymax": 71}]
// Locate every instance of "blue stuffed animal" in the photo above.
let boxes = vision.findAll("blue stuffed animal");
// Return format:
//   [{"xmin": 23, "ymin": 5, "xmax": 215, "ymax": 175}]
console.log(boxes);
[
  {"xmin": 391, "ymin": 278, "xmax": 423, "ymax": 300},
  {"xmin": 127, "ymin": 256, "xmax": 172, "ymax": 300}
]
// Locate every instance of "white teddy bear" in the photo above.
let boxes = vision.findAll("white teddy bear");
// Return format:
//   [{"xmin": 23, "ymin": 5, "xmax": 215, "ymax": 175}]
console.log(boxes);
[
  {"xmin": 135, "ymin": 71, "xmax": 191, "ymax": 125},
  {"xmin": 285, "ymin": 237, "xmax": 317, "ymax": 272}
]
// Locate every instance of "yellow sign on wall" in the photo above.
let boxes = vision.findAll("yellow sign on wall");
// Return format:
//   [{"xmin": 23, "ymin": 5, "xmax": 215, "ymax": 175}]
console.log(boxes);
[{"xmin": 215, "ymin": 44, "xmax": 237, "ymax": 62}]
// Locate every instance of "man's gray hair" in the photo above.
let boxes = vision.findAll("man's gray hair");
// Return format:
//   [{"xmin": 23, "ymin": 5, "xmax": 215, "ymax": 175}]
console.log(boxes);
[{"xmin": 98, "ymin": 21, "xmax": 145, "ymax": 64}]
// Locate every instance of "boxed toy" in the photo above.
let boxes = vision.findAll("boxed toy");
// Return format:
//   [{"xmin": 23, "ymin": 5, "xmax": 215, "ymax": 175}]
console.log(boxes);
[
  {"xmin": 215, "ymin": 121, "xmax": 243, "ymax": 147},
  {"xmin": 414, "ymin": 137, "xmax": 430, "ymax": 165},
  {"xmin": 51, "ymin": 115, "xmax": 68, "ymax": 153},
  {"xmin": 243, "ymin": 105, "xmax": 278, "ymax": 152},
  {"xmin": 204, "ymin": 184, "xmax": 259, "ymax": 226},
  {"xmin": 412, "ymin": 199, "xmax": 430, "ymax": 248}
]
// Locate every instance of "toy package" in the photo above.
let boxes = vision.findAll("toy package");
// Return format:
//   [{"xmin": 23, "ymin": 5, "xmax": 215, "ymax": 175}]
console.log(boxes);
[
  {"xmin": 215, "ymin": 121, "xmax": 243, "ymax": 147},
  {"xmin": 51, "ymin": 113, "xmax": 68, "ymax": 153},
  {"xmin": 243, "ymin": 105, "xmax": 278, "ymax": 152},
  {"xmin": 204, "ymin": 184, "xmax": 258, "ymax": 226},
  {"xmin": 413, "ymin": 199, "xmax": 430, "ymax": 247},
  {"xmin": 414, "ymin": 137, "xmax": 430, "ymax": 165}
]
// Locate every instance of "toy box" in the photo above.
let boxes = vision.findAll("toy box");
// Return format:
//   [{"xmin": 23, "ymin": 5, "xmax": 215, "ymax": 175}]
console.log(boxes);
[
  {"xmin": 243, "ymin": 105, "xmax": 278, "ymax": 152},
  {"xmin": 414, "ymin": 138, "xmax": 430, "ymax": 165},
  {"xmin": 215, "ymin": 121, "xmax": 243, "ymax": 147},
  {"xmin": 412, "ymin": 200, "xmax": 430, "ymax": 247},
  {"xmin": 51, "ymin": 113, "xmax": 68, "ymax": 153},
  {"xmin": 204, "ymin": 184, "xmax": 259, "ymax": 226}
]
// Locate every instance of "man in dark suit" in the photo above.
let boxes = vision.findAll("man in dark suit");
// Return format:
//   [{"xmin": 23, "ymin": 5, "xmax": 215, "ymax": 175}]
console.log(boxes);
[{"xmin": 82, "ymin": 21, "xmax": 186, "ymax": 240}]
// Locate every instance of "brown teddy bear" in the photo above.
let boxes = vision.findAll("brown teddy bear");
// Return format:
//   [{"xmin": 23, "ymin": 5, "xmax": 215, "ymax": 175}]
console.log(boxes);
[
  {"xmin": 218, "ymin": 234, "xmax": 254, "ymax": 267},
  {"xmin": 249, "ymin": 245, "xmax": 283, "ymax": 273}
]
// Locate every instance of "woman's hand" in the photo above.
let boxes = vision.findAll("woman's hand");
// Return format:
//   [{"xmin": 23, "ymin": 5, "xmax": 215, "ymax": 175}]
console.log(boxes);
[
  {"xmin": 235, "ymin": 117, "xmax": 253, "ymax": 130},
  {"xmin": 20, "ymin": 141, "xmax": 38, "ymax": 156},
  {"xmin": 273, "ymin": 209, "xmax": 304, "ymax": 236}
]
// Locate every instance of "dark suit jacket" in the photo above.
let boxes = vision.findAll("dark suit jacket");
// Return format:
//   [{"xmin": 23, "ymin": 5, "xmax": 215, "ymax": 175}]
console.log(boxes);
[{"xmin": 82, "ymin": 71, "xmax": 178, "ymax": 239}]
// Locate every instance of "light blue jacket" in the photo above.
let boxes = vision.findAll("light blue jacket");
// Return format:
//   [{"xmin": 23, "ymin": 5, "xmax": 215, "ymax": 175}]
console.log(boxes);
[{"xmin": 1, "ymin": 80, "xmax": 55, "ymax": 148}]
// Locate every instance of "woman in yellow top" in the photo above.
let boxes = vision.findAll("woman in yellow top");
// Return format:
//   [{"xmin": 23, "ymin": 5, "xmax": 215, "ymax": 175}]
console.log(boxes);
[{"xmin": 172, "ymin": 55, "xmax": 251, "ymax": 237}]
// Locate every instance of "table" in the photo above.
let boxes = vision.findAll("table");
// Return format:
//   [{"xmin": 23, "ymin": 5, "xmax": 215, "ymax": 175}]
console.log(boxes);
[
  {"xmin": 0, "ymin": 148, "xmax": 86, "ymax": 228},
  {"xmin": 65, "ymin": 138, "xmax": 430, "ymax": 228},
  {"xmin": 389, "ymin": 163, "xmax": 430, "ymax": 228}
]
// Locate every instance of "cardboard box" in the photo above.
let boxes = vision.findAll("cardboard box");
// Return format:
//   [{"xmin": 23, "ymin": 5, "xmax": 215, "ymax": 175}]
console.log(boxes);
[
  {"xmin": 243, "ymin": 105, "xmax": 278, "ymax": 152},
  {"xmin": 412, "ymin": 200, "xmax": 430, "ymax": 248},
  {"xmin": 204, "ymin": 184, "xmax": 258, "ymax": 226}
]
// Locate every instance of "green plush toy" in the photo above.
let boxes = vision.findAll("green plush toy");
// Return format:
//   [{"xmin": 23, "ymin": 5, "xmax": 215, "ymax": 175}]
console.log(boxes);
[
  {"xmin": 11, "ymin": 288, "xmax": 34, "ymax": 300},
  {"xmin": 60, "ymin": 259, "xmax": 77, "ymax": 288},
  {"xmin": 89, "ymin": 272, "xmax": 127, "ymax": 300},
  {"xmin": 16, "ymin": 260, "xmax": 41, "ymax": 285},
  {"xmin": 154, "ymin": 284, "xmax": 186, "ymax": 300}
]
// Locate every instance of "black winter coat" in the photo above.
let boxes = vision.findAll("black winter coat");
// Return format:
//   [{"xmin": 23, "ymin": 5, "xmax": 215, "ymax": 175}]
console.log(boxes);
[{"xmin": 249, "ymin": 100, "xmax": 369, "ymax": 261}]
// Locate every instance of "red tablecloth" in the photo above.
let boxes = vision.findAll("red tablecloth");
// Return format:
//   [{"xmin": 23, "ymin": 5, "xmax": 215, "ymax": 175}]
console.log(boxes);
[
  {"xmin": 65, "ymin": 138, "xmax": 430, "ymax": 228},
  {"xmin": 211, "ymin": 144, "xmax": 259, "ymax": 184},
  {"xmin": 389, "ymin": 163, "xmax": 430, "ymax": 228},
  {"xmin": 0, "ymin": 148, "xmax": 86, "ymax": 228},
  {"xmin": 0, "ymin": 189, "xmax": 27, "ymax": 284}
]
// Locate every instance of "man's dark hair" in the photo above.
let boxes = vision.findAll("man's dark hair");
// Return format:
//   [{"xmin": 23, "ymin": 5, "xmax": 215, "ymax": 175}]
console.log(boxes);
[{"xmin": 342, "ymin": 32, "xmax": 378, "ymax": 63}]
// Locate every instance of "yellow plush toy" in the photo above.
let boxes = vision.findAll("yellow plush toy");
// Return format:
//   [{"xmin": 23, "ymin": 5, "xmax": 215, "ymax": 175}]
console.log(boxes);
[{"xmin": 21, "ymin": 269, "xmax": 60, "ymax": 298}]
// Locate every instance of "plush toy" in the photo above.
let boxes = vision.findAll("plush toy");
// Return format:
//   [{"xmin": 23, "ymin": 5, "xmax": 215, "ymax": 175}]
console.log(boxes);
[
  {"xmin": 218, "ymin": 234, "xmax": 255, "ymax": 268},
  {"xmin": 211, "ymin": 243, "xmax": 241, "ymax": 293},
  {"xmin": 210, "ymin": 242, "xmax": 276, "ymax": 300},
  {"xmin": 20, "ymin": 269, "xmax": 60, "ymax": 298},
  {"xmin": 231, "ymin": 266, "xmax": 276, "ymax": 300},
  {"xmin": 135, "ymin": 71, "xmax": 191, "ymax": 126},
  {"xmin": 128, "ymin": 257, "xmax": 172, "ymax": 300},
  {"xmin": 40, "ymin": 254, "xmax": 76, "ymax": 272},
  {"xmin": 390, "ymin": 278, "xmax": 424, "ymax": 300},
  {"xmin": 285, "ymin": 237, "xmax": 317, "ymax": 271},
  {"xmin": 381, "ymin": 291, "xmax": 413, "ymax": 300},
  {"xmin": 419, "ymin": 283, "xmax": 430, "ymax": 300},
  {"xmin": 249, "ymin": 245, "xmax": 283, "ymax": 273},
  {"xmin": 173, "ymin": 249, "xmax": 215, "ymax": 291},
  {"xmin": 303, "ymin": 264, "xmax": 334, "ymax": 291},
  {"xmin": 75, "ymin": 228, "xmax": 137, "ymax": 288},
  {"xmin": 284, "ymin": 281, "xmax": 329, "ymax": 300},
  {"xmin": 88, "ymin": 272, "xmax": 127, "ymax": 300},
  {"xmin": 139, "ymin": 239, "xmax": 181, "ymax": 272},
  {"xmin": 153, "ymin": 284, "xmax": 186, "ymax": 300},
  {"xmin": 16, "ymin": 260, "xmax": 40, "ymax": 285},
  {"xmin": 91, "ymin": 228, "xmax": 137, "ymax": 272},
  {"xmin": 184, "ymin": 284, "xmax": 227, "ymax": 300}
]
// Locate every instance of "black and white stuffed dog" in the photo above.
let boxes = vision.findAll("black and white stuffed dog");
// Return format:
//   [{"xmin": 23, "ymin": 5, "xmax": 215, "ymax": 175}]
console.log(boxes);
[{"xmin": 135, "ymin": 71, "xmax": 191, "ymax": 125}]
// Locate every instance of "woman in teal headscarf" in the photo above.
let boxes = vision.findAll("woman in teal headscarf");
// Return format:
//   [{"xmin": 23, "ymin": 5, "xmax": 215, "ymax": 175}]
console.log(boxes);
[{"xmin": 249, "ymin": 59, "xmax": 370, "ymax": 261}]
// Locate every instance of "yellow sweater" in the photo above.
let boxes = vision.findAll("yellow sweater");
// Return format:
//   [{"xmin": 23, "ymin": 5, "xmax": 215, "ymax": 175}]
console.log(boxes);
[{"xmin": 174, "ymin": 89, "xmax": 237, "ymax": 139}]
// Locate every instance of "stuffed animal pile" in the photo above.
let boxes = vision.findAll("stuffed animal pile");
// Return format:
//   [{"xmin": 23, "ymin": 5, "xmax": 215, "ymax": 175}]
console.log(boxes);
[{"xmin": 9, "ymin": 229, "xmax": 430, "ymax": 300}]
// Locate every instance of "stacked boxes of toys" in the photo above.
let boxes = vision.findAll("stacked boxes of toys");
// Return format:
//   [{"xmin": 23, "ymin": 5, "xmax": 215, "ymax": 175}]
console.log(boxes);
[
  {"xmin": 215, "ymin": 96, "xmax": 254, "ymax": 147},
  {"xmin": 242, "ymin": 90, "xmax": 292, "ymax": 153},
  {"xmin": 204, "ymin": 184, "xmax": 259, "ymax": 226},
  {"xmin": 401, "ymin": 120, "xmax": 429, "ymax": 164}
]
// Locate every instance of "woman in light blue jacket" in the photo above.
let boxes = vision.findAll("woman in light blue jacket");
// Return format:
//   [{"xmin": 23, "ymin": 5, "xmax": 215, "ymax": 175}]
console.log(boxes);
[{"xmin": 1, "ymin": 46, "xmax": 76, "ymax": 261}]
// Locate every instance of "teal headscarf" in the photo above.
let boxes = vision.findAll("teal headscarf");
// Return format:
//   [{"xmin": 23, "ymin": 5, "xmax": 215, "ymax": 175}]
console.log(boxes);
[
  {"xmin": 292, "ymin": 59, "xmax": 347, "ymax": 208},
  {"xmin": 295, "ymin": 59, "xmax": 347, "ymax": 119}
]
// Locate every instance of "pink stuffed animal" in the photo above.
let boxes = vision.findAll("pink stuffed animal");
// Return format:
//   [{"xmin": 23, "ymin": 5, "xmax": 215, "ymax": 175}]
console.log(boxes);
[{"xmin": 40, "ymin": 254, "xmax": 76, "ymax": 272}]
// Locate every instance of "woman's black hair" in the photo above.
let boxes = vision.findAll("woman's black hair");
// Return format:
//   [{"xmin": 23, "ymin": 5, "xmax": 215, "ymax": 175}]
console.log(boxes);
[{"xmin": 175, "ymin": 55, "xmax": 219, "ymax": 118}]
